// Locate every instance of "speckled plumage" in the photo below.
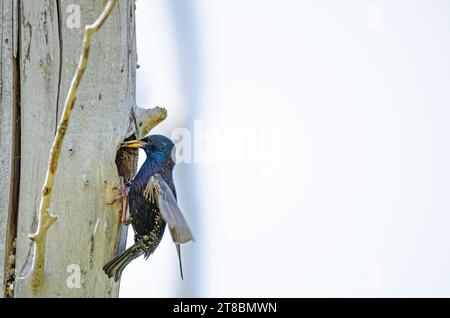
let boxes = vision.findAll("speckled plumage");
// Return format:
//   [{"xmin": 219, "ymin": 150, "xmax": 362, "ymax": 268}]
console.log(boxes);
[
  {"xmin": 128, "ymin": 139, "xmax": 175, "ymax": 258},
  {"xmin": 103, "ymin": 135, "xmax": 193, "ymax": 281}
]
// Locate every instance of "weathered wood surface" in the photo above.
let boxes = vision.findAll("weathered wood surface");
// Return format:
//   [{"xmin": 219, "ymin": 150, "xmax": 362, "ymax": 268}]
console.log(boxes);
[
  {"xmin": 0, "ymin": 0, "xmax": 19, "ymax": 298},
  {"xmin": 10, "ymin": 0, "xmax": 139, "ymax": 297}
]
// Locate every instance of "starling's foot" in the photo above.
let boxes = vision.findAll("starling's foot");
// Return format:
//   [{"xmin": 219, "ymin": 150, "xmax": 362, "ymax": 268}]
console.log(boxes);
[
  {"xmin": 112, "ymin": 179, "xmax": 132, "ymax": 192},
  {"xmin": 108, "ymin": 177, "xmax": 133, "ymax": 225}
]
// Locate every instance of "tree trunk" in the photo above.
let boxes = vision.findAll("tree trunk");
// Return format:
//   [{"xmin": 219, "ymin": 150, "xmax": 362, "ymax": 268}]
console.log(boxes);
[
  {"xmin": 0, "ymin": 0, "xmax": 20, "ymax": 299},
  {"xmin": 0, "ymin": 0, "xmax": 154, "ymax": 297}
]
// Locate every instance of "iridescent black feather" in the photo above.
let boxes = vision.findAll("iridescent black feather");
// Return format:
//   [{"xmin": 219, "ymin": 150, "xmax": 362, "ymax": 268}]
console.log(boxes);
[{"xmin": 103, "ymin": 135, "xmax": 193, "ymax": 282}]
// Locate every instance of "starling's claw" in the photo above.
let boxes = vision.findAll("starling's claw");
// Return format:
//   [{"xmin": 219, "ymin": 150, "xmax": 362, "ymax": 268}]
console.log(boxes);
[
  {"xmin": 112, "ymin": 180, "xmax": 132, "ymax": 192},
  {"xmin": 110, "ymin": 178, "xmax": 131, "ymax": 195},
  {"xmin": 109, "ymin": 177, "xmax": 133, "ymax": 225}
]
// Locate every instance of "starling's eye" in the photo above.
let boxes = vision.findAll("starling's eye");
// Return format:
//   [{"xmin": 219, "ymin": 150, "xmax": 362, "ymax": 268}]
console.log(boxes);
[{"xmin": 150, "ymin": 144, "xmax": 164, "ymax": 152}]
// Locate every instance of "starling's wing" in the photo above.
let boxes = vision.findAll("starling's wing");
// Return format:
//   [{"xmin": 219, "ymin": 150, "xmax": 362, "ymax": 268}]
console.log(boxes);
[{"xmin": 146, "ymin": 174, "xmax": 194, "ymax": 244}]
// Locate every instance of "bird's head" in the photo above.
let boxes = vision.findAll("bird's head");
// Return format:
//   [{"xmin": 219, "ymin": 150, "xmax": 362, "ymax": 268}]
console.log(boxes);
[{"xmin": 121, "ymin": 135, "xmax": 175, "ymax": 164}]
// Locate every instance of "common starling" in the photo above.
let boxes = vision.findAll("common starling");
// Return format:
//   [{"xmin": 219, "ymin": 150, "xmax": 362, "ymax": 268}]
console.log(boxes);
[{"xmin": 103, "ymin": 135, "xmax": 194, "ymax": 281}]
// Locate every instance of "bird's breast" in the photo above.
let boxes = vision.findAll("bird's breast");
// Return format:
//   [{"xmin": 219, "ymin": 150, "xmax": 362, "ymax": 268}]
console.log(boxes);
[{"xmin": 129, "ymin": 180, "xmax": 166, "ymax": 238}]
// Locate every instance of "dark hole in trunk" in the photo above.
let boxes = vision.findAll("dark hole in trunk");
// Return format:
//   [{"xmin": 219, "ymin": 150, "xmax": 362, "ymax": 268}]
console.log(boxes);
[
  {"xmin": 115, "ymin": 135, "xmax": 139, "ymax": 184},
  {"xmin": 113, "ymin": 134, "xmax": 139, "ymax": 255}
]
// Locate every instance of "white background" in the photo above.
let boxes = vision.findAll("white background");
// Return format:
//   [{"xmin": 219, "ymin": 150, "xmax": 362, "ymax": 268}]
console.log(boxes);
[{"xmin": 120, "ymin": 0, "xmax": 450, "ymax": 297}]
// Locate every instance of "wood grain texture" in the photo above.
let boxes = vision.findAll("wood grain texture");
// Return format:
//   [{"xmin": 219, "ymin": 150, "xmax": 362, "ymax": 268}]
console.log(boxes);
[
  {"xmin": 0, "ymin": 0, "xmax": 11, "ymax": 298},
  {"xmin": 0, "ymin": 0, "xmax": 20, "ymax": 298},
  {"xmin": 13, "ymin": 0, "xmax": 138, "ymax": 297}
]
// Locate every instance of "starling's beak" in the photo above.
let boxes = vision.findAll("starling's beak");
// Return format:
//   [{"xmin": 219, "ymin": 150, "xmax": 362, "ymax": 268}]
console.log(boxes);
[{"xmin": 121, "ymin": 139, "xmax": 147, "ymax": 149}]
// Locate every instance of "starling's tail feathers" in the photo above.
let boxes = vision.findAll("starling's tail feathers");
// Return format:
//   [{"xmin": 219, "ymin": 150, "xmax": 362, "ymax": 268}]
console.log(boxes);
[
  {"xmin": 176, "ymin": 243, "xmax": 184, "ymax": 280},
  {"xmin": 103, "ymin": 244, "xmax": 143, "ymax": 282}
]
